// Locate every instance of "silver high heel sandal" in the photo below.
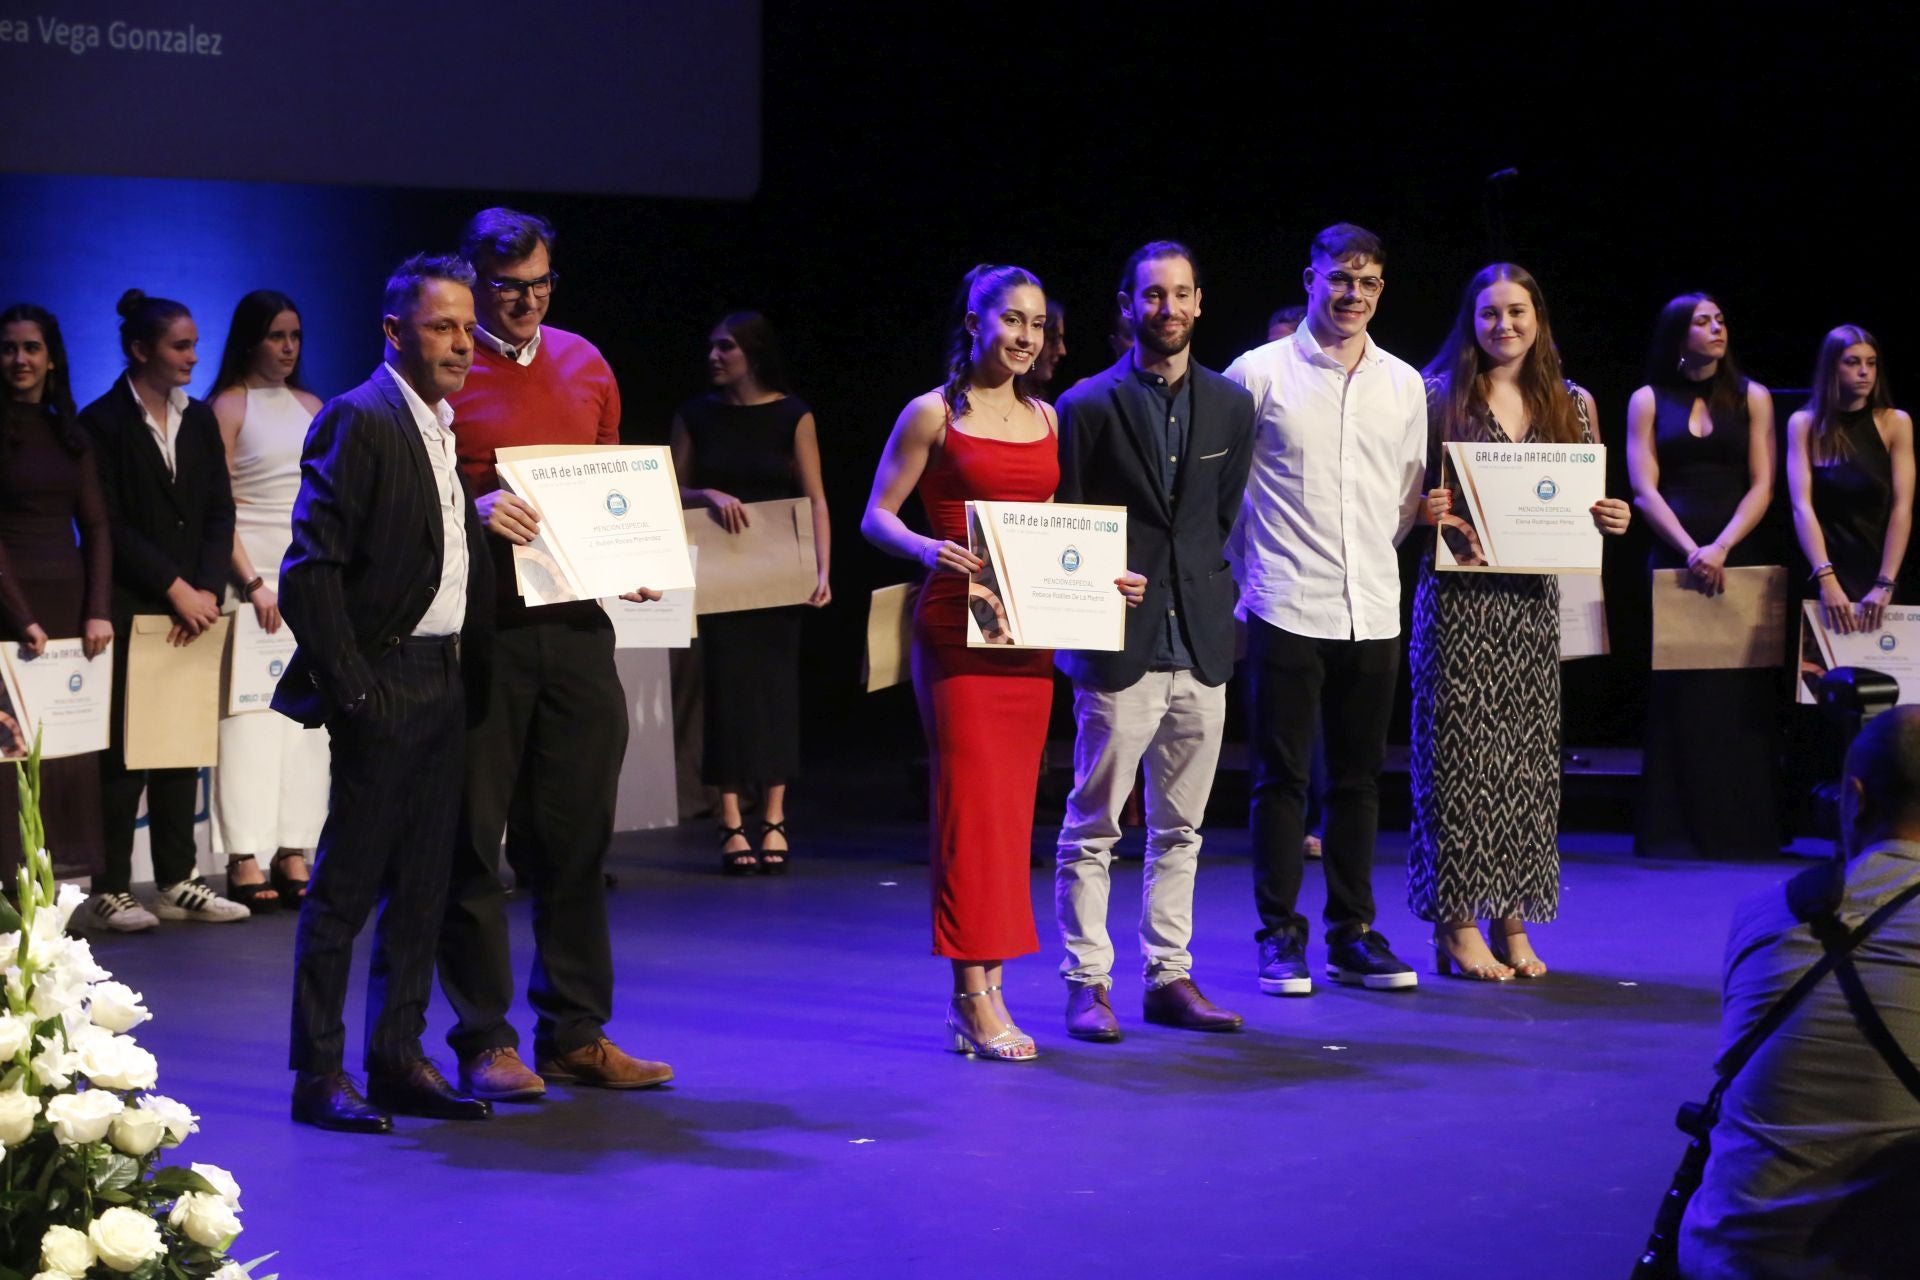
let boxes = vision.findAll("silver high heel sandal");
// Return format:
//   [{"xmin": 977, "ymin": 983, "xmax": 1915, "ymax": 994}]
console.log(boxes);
[{"xmin": 947, "ymin": 989, "xmax": 1038, "ymax": 1061}]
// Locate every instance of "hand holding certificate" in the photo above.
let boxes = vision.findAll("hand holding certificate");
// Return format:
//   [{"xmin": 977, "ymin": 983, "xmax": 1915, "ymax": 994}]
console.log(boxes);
[
  {"xmin": 963, "ymin": 500, "xmax": 1129, "ymax": 650},
  {"xmin": 493, "ymin": 444, "xmax": 696, "ymax": 605},
  {"xmin": 1434, "ymin": 442, "xmax": 1610, "ymax": 574}
]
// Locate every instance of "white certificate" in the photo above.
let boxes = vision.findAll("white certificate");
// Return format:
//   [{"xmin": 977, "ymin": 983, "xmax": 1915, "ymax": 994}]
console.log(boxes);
[
  {"xmin": 1557, "ymin": 573, "xmax": 1609, "ymax": 660},
  {"xmin": 1436, "ymin": 442, "xmax": 1606, "ymax": 574},
  {"xmin": 1796, "ymin": 602, "xmax": 1920, "ymax": 705},
  {"xmin": 494, "ymin": 444, "xmax": 696, "ymax": 606},
  {"xmin": 227, "ymin": 609, "xmax": 299, "ymax": 715},
  {"xmin": 0, "ymin": 638, "xmax": 112, "ymax": 760},
  {"xmin": 964, "ymin": 500, "xmax": 1126, "ymax": 651},
  {"xmin": 605, "ymin": 548, "xmax": 697, "ymax": 648}
]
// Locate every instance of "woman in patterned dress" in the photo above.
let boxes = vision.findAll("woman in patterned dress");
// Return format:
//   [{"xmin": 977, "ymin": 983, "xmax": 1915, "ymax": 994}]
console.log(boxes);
[{"xmin": 1410, "ymin": 264, "xmax": 1632, "ymax": 980}]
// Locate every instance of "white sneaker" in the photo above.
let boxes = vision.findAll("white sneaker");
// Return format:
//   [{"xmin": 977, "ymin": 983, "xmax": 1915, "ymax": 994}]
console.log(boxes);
[
  {"xmin": 90, "ymin": 892, "xmax": 159, "ymax": 933},
  {"xmin": 154, "ymin": 878, "xmax": 250, "ymax": 923}
]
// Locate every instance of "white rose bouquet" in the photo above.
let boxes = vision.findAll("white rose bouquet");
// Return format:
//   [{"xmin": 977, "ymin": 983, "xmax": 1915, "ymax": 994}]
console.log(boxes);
[{"xmin": 1, "ymin": 740, "xmax": 279, "ymax": 1279}]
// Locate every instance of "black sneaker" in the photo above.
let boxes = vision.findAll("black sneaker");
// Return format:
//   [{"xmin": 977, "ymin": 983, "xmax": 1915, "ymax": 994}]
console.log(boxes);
[
  {"xmin": 1257, "ymin": 935, "xmax": 1313, "ymax": 996},
  {"xmin": 1326, "ymin": 930, "xmax": 1419, "ymax": 991}
]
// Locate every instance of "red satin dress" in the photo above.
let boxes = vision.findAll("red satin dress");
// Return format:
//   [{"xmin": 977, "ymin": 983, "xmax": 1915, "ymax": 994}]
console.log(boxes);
[{"xmin": 912, "ymin": 409, "xmax": 1058, "ymax": 961}]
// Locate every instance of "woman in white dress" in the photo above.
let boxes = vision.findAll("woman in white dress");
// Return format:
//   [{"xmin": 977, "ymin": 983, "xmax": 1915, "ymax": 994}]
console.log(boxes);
[{"xmin": 208, "ymin": 290, "xmax": 330, "ymax": 909}]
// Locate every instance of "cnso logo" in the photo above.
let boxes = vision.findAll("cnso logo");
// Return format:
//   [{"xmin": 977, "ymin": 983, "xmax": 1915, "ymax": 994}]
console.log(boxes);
[
  {"xmin": 1060, "ymin": 546, "xmax": 1083, "ymax": 573},
  {"xmin": 68, "ymin": 672, "xmax": 83, "ymax": 693},
  {"xmin": 605, "ymin": 490, "xmax": 629, "ymax": 518},
  {"xmin": 1535, "ymin": 476, "xmax": 1559, "ymax": 502},
  {"xmin": 270, "ymin": 658, "xmax": 286, "ymax": 677},
  {"xmin": 1880, "ymin": 633, "xmax": 1898, "ymax": 653}
]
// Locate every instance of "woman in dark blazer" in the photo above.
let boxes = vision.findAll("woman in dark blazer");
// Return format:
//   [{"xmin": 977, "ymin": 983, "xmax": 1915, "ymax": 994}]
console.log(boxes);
[{"xmin": 77, "ymin": 289, "xmax": 247, "ymax": 930}]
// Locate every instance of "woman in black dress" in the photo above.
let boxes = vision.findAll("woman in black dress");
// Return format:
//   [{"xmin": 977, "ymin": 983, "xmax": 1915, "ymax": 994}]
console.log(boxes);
[
  {"xmin": 1627, "ymin": 293, "xmax": 1783, "ymax": 858},
  {"xmin": 1787, "ymin": 325, "xmax": 1914, "ymax": 632},
  {"xmin": 0, "ymin": 303, "xmax": 114, "ymax": 881},
  {"xmin": 671, "ymin": 312, "xmax": 831, "ymax": 874}
]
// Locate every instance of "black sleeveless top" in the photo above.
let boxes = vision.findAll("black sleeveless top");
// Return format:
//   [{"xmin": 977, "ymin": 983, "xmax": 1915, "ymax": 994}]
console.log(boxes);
[
  {"xmin": 1648, "ymin": 379, "xmax": 1760, "ymax": 571},
  {"xmin": 1810, "ymin": 406, "xmax": 1896, "ymax": 599},
  {"xmin": 677, "ymin": 395, "xmax": 810, "ymax": 502}
]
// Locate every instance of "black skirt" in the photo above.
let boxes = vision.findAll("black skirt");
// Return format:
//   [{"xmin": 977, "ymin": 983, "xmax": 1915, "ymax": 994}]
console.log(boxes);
[{"xmin": 700, "ymin": 606, "xmax": 803, "ymax": 787}]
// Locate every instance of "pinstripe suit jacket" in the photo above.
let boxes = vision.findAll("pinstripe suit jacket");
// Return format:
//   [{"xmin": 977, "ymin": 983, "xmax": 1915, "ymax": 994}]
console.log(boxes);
[{"xmin": 272, "ymin": 366, "xmax": 493, "ymax": 728}]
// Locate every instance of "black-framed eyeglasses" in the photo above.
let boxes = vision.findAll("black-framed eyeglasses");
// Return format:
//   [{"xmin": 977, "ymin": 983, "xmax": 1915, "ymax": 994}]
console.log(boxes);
[
  {"xmin": 1310, "ymin": 267, "xmax": 1383, "ymax": 297},
  {"xmin": 487, "ymin": 271, "xmax": 559, "ymax": 302}
]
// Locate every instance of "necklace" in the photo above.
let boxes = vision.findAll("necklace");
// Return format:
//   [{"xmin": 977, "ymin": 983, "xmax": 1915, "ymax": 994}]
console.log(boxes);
[{"xmin": 973, "ymin": 390, "xmax": 1018, "ymax": 423}]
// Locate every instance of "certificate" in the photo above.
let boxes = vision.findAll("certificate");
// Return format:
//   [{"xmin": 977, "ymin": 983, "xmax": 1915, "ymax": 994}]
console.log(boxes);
[
  {"xmin": 1796, "ymin": 602, "xmax": 1920, "ymax": 705},
  {"xmin": 0, "ymin": 638, "xmax": 112, "ymax": 760},
  {"xmin": 1652, "ymin": 566, "xmax": 1788, "ymax": 671},
  {"xmin": 606, "ymin": 548, "xmax": 697, "ymax": 649},
  {"xmin": 1557, "ymin": 574, "xmax": 1609, "ymax": 660},
  {"xmin": 1435, "ymin": 442, "xmax": 1606, "ymax": 574},
  {"xmin": 494, "ymin": 444, "xmax": 695, "ymax": 605},
  {"xmin": 227, "ymin": 609, "xmax": 299, "ymax": 714},
  {"xmin": 964, "ymin": 500, "xmax": 1126, "ymax": 651}
]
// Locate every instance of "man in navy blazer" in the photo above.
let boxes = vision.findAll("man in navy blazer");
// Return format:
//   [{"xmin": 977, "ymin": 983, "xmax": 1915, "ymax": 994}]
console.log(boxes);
[
  {"xmin": 1053, "ymin": 241, "xmax": 1256, "ymax": 1042},
  {"xmin": 275, "ymin": 253, "xmax": 495, "ymax": 1133}
]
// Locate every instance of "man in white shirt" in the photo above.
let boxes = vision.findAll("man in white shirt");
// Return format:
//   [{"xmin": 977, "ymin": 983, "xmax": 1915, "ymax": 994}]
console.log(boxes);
[{"xmin": 1225, "ymin": 223, "xmax": 1427, "ymax": 996}]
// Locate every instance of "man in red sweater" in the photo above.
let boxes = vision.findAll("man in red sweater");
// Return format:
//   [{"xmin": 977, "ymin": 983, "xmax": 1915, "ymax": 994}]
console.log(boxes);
[{"xmin": 439, "ymin": 207, "xmax": 671, "ymax": 1100}]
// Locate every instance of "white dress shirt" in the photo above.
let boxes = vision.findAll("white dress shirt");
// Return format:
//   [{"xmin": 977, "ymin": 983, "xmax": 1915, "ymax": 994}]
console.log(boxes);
[
  {"xmin": 380, "ymin": 364, "xmax": 468, "ymax": 636},
  {"xmin": 126, "ymin": 375, "xmax": 189, "ymax": 477},
  {"xmin": 1224, "ymin": 325, "xmax": 1427, "ymax": 641},
  {"xmin": 474, "ymin": 324, "xmax": 542, "ymax": 367}
]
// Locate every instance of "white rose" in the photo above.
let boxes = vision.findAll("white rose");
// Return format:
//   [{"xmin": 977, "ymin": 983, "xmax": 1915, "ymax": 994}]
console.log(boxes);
[
  {"xmin": 40, "ymin": 1223, "xmax": 96, "ymax": 1275},
  {"xmin": 0, "ymin": 1011, "xmax": 31, "ymax": 1060},
  {"xmin": 29, "ymin": 1038, "xmax": 76, "ymax": 1091},
  {"xmin": 54, "ymin": 937, "xmax": 109, "ymax": 984},
  {"xmin": 34, "ymin": 1271, "xmax": 76, "ymax": 1280},
  {"xmin": 190, "ymin": 1162, "xmax": 242, "ymax": 1209},
  {"xmin": 27, "ymin": 965, "xmax": 88, "ymax": 1021},
  {"xmin": 0, "ymin": 1086, "xmax": 41, "ymax": 1145},
  {"xmin": 108, "ymin": 1106, "xmax": 169, "ymax": 1157},
  {"xmin": 45, "ymin": 1090, "xmax": 122, "ymax": 1144},
  {"xmin": 209, "ymin": 1264, "xmax": 252, "ymax": 1280},
  {"xmin": 168, "ymin": 1191, "xmax": 243, "ymax": 1250},
  {"xmin": 78, "ymin": 1036, "xmax": 158, "ymax": 1092},
  {"xmin": 64, "ymin": 1019, "xmax": 112, "ymax": 1053},
  {"xmin": 136, "ymin": 1095, "xmax": 199, "ymax": 1143},
  {"xmin": 88, "ymin": 1206, "xmax": 166, "ymax": 1273},
  {"xmin": 87, "ymin": 982, "xmax": 151, "ymax": 1034},
  {"xmin": 53, "ymin": 882, "xmax": 86, "ymax": 930}
]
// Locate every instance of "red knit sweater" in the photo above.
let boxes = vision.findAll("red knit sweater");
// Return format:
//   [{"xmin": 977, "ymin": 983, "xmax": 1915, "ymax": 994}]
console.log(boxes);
[{"xmin": 448, "ymin": 326, "xmax": 622, "ymax": 625}]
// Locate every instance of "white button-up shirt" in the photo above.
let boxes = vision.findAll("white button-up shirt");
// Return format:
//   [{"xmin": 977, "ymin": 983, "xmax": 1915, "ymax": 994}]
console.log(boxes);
[
  {"xmin": 381, "ymin": 364, "xmax": 468, "ymax": 636},
  {"xmin": 126, "ymin": 375, "xmax": 188, "ymax": 477},
  {"xmin": 474, "ymin": 323, "xmax": 541, "ymax": 367},
  {"xmin": 1224, "ymin": 324, "xmax": 1427, "ymax": 641}
]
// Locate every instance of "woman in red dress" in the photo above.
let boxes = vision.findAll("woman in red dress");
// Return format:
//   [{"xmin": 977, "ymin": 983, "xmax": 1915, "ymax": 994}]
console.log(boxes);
[{"xmin": 863, "ymin": 265, "xmax": 1144, "ymax": 1060}]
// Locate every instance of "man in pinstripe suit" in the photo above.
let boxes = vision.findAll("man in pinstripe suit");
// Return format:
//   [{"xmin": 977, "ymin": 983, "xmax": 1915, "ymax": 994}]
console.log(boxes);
[{"xmin": 275, "ymin": 253, "xmax": 496, "ymax": 1133}]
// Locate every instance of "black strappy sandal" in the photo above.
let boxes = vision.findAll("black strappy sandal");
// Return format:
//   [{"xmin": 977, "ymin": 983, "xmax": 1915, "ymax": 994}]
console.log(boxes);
[
  {"xmin": 269, "ymin": 851, "xmax": 310, "ymax": 909},
  {"xmin": 225, "ymin": 856, "xmax": 281, "ymax": 911},
  {"xmin": 758, "ymin": 819, "xmax": 789, "ymax": 876},
  {"xmin": 719, "ymin": 824, "xmax": 759, "ymax": 876}
]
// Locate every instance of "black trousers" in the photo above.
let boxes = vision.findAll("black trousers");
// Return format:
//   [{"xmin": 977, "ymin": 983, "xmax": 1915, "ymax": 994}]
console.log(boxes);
[
  {"xmin": 439, "ymin": 618, "xmax": 626, "ymax": 1060},
  {"xmin": 1246, "ymin": 617, "xmax": 1400, "ymax": 945},
  {"xmin": 96, "ymin": 618, "xmax": 199, "ymax": 895},
  {"xmin": 289, "ymin": 638, "xmax": 464, "ymax": 1074}
]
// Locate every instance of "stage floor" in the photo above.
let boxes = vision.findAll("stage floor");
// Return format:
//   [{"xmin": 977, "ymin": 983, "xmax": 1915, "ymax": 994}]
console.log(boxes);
[{"xmin": 93, "ymin": 821, "xmax": 1804, "ymax": 1279}]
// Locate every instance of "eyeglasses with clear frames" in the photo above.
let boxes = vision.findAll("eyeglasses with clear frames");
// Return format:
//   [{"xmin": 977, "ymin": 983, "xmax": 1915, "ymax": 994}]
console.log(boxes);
[
  {"xmin": 1310, "ymin": 267, "xmax": 1384, "ymax": 298},
  {"xmin": 487, "ymin": 271, "xmax": 559, "ymax": 302}
]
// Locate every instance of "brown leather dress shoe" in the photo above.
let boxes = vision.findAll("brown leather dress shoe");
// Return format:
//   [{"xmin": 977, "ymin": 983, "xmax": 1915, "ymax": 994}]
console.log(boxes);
[
  {"xmin": 366, "ymin": 1058, "xmax": 493, "ymax": 1120},
  {"xmin": 459, "ymin": 1047, "xmax": 548, "ymax": 1102},
  {"xmin": 291, "ymin": 1069, "xmax": 393, "ymax": 1134},
  {"xmin": 1065, "ymin": 983, "xmax": 1122, "ymax": 1042},
  {"xmin": 1143, "ymin": 977, "xmax": 1245, "ymax": 1032},
  {"xmin": 536, "ymin": 1037, "xmax": 674, "ymax": 1089}
]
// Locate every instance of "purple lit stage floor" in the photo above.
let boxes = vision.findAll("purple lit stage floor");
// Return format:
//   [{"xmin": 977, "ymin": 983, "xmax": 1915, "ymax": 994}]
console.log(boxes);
[{"xmin": 96, "ymin": 824, "xmax": 1799, "ymax": 1279}]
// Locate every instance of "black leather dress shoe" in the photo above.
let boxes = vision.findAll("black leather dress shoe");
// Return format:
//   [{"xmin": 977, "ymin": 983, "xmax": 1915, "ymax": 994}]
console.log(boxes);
[
  {"xmin": 291, "ymin": 1070, "xmax": 393, "ymax": 1134},
  {"xmin": 367, "ymin": 1058, "xmax": 493, "ymax": 1121},
  {"xmin": 1143, "ymin": 977, "xmax": 1245, "ymax": 1032},
  {"xmin": 1065, "ymin": 983, "xmax": 1123, "ymax": 1042}
]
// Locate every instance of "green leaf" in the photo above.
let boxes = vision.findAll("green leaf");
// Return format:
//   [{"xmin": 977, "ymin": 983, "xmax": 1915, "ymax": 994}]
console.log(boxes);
[
  {"xmin": 148, "ymin": 1167, "xmax": 219, "ymax": 1197},
  {"xmin": 95, "ymin": 1187, "xmax": 132, "ymax": 1204},
  {"xmin": 95, "ymin": 1151, "xmax": 141, "ymax": 1192},
  {"xmin": 0, "ymin": 894, "xmax": 19, "ymax": 934}
]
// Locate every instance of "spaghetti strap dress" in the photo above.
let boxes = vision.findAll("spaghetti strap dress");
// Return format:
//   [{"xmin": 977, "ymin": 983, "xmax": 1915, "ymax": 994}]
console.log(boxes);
[{"xmin": 911, "ymin": 407, "xmax": 1059, "ymax": 961}]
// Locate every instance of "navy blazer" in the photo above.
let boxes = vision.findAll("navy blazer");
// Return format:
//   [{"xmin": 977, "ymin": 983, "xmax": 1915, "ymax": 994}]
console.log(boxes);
[
  {"xmin": 77, "ymin": 379, "xmax": 235, "ymax": 622},
  {"xmin": 272, "ymin": 368, "xmax": 493, "ymax": 728},
  {"xmin": 1054, "ymin": 355, "xmax": 1255, "ymax": 690}
]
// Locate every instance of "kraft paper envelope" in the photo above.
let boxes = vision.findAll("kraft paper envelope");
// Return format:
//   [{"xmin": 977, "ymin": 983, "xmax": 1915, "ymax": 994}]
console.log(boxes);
[
  {"xmin": 1650, "ymin": 565, "xmax": 1787, "ymax": 670},
  {"xmin": 685, "ymin": 497, "xmax": 818, "ymax": 614},
  {"xmin": 125, "ymin": 613, "xmax": 230, "ymax": 769},
  {"xmin": 864, "ymin": 583, "xmax": 920, "ymax": 692}
]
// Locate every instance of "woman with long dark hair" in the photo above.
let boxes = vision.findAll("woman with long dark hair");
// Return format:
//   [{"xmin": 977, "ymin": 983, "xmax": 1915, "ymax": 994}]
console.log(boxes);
[
  {"xmin": 0, "ymin": 303, "xmax": 113, "ymax": 882},
  {"xmin": 78, "ymin": 290, "xmax": 246, "ymax": 929},
  {"xmin": 206, "ymin": 290, "xmax": 330, "ymax": 908},
  {"xmin": 1786, "ymin": 325, "xmax": 1913, "ymax": 633},
  {"xmin": 1627, "ymin": 293, "xmax": 1783, "ymax": 858},
  {"xmin": 1411, "ymin": 265, "xmax": 1630, "ymax": 980},
  {"xmin": 670, "ymin": 311, "xmax": 830, "ymax": 874},
  {"xmin": 862, "ymin": 264, "xmax": 1144, "ymax": 1059}
]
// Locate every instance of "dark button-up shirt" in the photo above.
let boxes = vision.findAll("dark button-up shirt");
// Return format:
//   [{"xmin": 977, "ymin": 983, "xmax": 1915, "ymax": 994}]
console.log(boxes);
[{"xmin": 1122, "ymin": 358, "xmax": 1194, "ymax": 671}]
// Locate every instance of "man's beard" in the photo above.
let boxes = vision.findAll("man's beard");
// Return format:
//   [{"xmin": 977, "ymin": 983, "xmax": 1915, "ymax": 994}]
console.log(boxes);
[{"xmin": 1136, "ymin": 321, "xmax": 1191, "ymax": 358}]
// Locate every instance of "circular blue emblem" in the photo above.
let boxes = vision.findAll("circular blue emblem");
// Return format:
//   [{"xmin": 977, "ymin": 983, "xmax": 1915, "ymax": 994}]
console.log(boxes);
[
  {"xmin": 605, "ymin": 490, "xmax": 629, "ymax": 518},
  {"xmin": 270, "ymin": 658, "xmax": 286, "ymax": 677},
  {"xmin": 1880, "ymin": 633, "xmax": 1898, "ymax": 652},
  {"xmin": 1060, "ymin": 546, "xmax": 1083, "ymax": 573},
  {"xmin": 68, "ymin": 672, "xmax": 83, "ymax": 693},
  {"xmin": 1535, "ymin": 476, "xmax": 1559, "ymax": 502}
]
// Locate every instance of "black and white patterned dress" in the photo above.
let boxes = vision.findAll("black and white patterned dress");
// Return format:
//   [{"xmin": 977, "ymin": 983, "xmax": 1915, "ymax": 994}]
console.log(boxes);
[{"xmin": 1406, "ymin": 386, "xmax": 1592, "ymax": 924}]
